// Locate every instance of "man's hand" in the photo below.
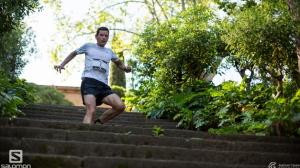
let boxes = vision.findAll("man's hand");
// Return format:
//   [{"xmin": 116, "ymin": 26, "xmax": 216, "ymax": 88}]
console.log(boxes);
[
  {"xmin": 123, "ymin": 66, "xmax": 132, "ymax": 73},
  {"xmin": 114, "ymin": 60, "xmax": 132, "ymax": 73},
  {"xmin": 54, "ymin": 65, "xmax": 65, "ymax": 73}
]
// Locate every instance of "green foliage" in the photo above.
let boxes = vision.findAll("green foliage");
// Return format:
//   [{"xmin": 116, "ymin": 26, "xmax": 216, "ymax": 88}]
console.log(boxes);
[
  {"xmin": 124, "ymin": 131, "xmax": 131, "ymax": 135},
  {"xmin": 0, "ymin": 0, "xmax": 41, "ymax": 118},
  {"xmin": 44, "ymin": 0, "xmax": 300, "ymax": 137},
  {"xmin": 131, "ymin": 5, "xmax": 226, "ymax": 88},
  {"xmin": 109, "ymin": 33, "xmax": 126, "ymax": 88},
  {"xmin": 28, "ymin": 83, "xmax": 74, "ymax": 106},
  {"xmin": 126, "ymin": 76, "xmax": 300, "ymax": 137},
  {"xmin": 46, "ymin": 0, "xmax": 217, "ymax": 81},
  {"xmin": 152, "ymin": 126, "xmax": 164, "ymax": 137},
  {"xmin": 111, "ymin": 85, "xmax": 126, "ymax": 99},
  {"xmin": 0, "ymin": 0, "xmax": 41, "ymax": 34},
  {"xmin": 0, "ymin": 26, "xmax": 38, "ymax": 78},
  {"xmin": 213, "ymin": 0, "xmax": 257, "ymax": 16},
  {"xmin": 222, "ymin": 0, "xmax": 298, "ymax": 92},
  {"xmin": 0, "ymin": 73, "xmax": 35, "ymax": 118},
  {"xmin": 0, "ymin": 0, "xmax": 40, "ymax": 79},
  {"xmin": 208, "ymin": 81, "xmax": 300, "ymax": 137}
]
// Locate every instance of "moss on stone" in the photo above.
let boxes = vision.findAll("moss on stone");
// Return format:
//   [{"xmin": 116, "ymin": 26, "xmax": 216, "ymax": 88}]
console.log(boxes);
[
  {"xmin": 146, "ymin": 150, "xmax": 152, "ymax": 158},
  {"xmin": 60, "ymin": 146, "xmax": 71, "ymax": 155},
  {"xmin": 117, "ymin": 163, "xmax": 129, "ymax": 168},
  {"xmin": 39, "ymin": 143, "xmax": 48, "ymax": 153},
  {"xmin": 121, "ymin": 150, "xmax": 127, "ymax": 157},
  {"xmin": 47, "ymin": 132, "xmax": 53, "ymax": 139},
  {"xmin": 25, "ymin": 155, "xmax": 82, "ymax": 168},
  {"xmin": 78, "ymin": 125, "xmax": 85, "ymax": 130}
]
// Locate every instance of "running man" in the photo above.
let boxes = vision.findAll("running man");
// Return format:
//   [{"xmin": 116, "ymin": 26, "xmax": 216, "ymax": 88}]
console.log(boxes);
[{"xmin": 54, "ymin": 27, "xmax": 132, "ymax": 124}]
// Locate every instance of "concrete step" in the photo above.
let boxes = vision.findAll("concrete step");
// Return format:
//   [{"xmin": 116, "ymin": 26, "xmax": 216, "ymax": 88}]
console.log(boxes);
[
  {"xmin": 20, "ymin": 109, "xmax": 147, "ymax": 119},
  {"xmin": 1, "ymin": 137, "xmax": 299, "ymax": 166},
  {"xmin": 0, "ymin": 152, "xmax": 260, "ymax": 168},
  {"xmin": 2, "ymin": 118, "xmax": 300, "ymax": 144},
  {"xmin": 20, "ymin": 103, "xmax": 89, "ymax": 109},
  {"xmin": 20, "ymin": 111, "xmax": 176, "ymax": 123},
  {"xmin": 20, "ymin": 107, "xmax": 145, "ymax": 116},
  {"xmin": 1, "ymin": 126, "xmax": 299, "ymax": 154},
  {"xmin": 83, "ymin": 156, "xmax": 261, "ymax": 168},
  {"xmin": 3, "ymin": 102, "xmax": 300, "ymax": 167},
  {"xmin": 19, "ymin": 104, "xmax": 142, "ymax": 115},
  {"xmin": 19, "ymin": 113, "xmax": 178, "ymax": 125},
  {"xmin": 16, "ymin": 117, "xmax": 179, "ymax": 130}
]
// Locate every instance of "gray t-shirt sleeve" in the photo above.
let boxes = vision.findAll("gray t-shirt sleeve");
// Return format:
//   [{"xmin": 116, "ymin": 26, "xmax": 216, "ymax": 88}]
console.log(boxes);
[
  {"xmin": 76, "ymin": 43, "xmax": 90, "ymax": 55},
  {"xmin": 110, "ymin": 49, "xmax": 120, "ymax": 62}
]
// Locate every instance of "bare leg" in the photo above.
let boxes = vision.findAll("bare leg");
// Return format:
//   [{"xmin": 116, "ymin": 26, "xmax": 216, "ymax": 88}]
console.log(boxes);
[
  {"xmin": 99, "ymin": 94, "xmax": 125, "ymax": 123},
  {"xmin": 83, "ymin": 95, "xmax": 97, "ymax": 124}
]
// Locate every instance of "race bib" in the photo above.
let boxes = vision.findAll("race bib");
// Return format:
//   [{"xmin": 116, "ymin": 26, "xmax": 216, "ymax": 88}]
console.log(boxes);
[{"xmin": 92, "ymin": 59, "xmax": 108, "ymax": 73}]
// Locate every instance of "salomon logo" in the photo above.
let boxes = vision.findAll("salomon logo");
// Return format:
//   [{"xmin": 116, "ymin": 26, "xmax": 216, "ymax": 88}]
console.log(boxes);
[{"xmin": 9, "ymin": 150, "xmax": 22, "ymax": 163}]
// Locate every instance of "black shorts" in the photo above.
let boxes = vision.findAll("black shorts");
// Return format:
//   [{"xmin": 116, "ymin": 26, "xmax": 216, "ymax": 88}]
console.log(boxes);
[{"xmin": 81, "ymin": 77, "xmax": 114, "ymax": 106}]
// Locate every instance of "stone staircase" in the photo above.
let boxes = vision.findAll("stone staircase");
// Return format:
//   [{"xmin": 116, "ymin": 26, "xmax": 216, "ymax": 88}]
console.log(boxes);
[{"xmin": 0, "ymin": 104, "xmax": 299, "ymax": 168}]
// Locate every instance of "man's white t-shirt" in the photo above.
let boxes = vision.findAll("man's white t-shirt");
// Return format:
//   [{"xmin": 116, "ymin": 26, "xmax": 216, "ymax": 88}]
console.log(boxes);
[{"xmin": 76, "ymin": 43, "xmax": 120, "ymax": 85}]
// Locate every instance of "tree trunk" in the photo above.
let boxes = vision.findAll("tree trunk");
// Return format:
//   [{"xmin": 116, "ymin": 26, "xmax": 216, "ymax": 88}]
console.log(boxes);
[
  {"xmin": 181, "ymin": 0, "xmax": 186, "ymax": 10},
  {"xmin": 109, "ymin": 51, "xmax": 126, "ymax": 88},
  {"xmin": 286, "ymin": 0, "xmax": 300, "ymax": 75},
  {"xmin": 276, "ymin": 76, "xmax": 284, "ymax": 97},
  {"xmin": 193, "ymin": 0, "xmax": 197, "ymax": 6},
  {"xmin": 9, "ymin": 54, "xmax": 16, "ymax": 79},
  {"xmin": 151, "ymin": 0, "xmax": 160, "ymax": 24}
]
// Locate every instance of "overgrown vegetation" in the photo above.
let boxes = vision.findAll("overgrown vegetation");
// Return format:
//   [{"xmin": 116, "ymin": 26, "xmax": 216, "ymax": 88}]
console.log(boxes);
[
  {"xmin": 44, "ymin": 0, "xmax": 300, "ymax": 137},
  {"xmin": 28, "ymin": 83, "xmax": 74, "ymax": 106},
  {"xmin": 0, "ymin": 0, "xmax": 41, "ymax": 35},
  {"xmin": 0, "ymin": 74, "xmax": 35, "ymax": 118},
  {"xmin": 123, "ymin": 0, "xmax": 300, "ymax": 137},
  {"xmin": 0, "ymin": 0, "xmax": 41, "ymax": 118}
]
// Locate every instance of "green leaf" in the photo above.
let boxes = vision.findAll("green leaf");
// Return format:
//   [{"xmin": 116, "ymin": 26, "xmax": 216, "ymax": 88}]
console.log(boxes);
[
  {"xmin": 291, "ymin": 113, "xmax": 300, "ymax": 122},
  {"xmin": 190, "ymin": 137, "xmax": 203, "ymax": 140},
  {"xmin": 125, "ymin": 131, "xmax": 131, "ymax": 135}
]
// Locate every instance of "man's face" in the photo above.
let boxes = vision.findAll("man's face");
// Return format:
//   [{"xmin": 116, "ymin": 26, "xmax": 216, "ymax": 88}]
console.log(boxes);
[{"xmin": 95, "ymin": 30, "xmax": 109, "ymax": 47}]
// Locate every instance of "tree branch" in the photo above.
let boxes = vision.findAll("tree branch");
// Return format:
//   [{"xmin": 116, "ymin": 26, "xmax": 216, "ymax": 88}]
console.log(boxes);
[
  {"xmin": 144, "ymin": 0, "xmax": 156, "ymax": 22},
  {"xmin": 151, "ymin": 0, "xmax": 160, "ymax": 24},
  {"xmin": 63, "ymin": 29, "xmax": 138, "ymax": 46},
  {"xmin": 110, "ymin": 28, "xmax": 138, "ymax": 35},
  {"xmin": 89, "ymin": 1, "xmax": 146, "ymax": 19},
  {"xmin": 154, "ymin": 0, "xmax": 169, "ymax": 20},
  {"xmin": 99, "ymin": 1, "xmax": 145, "ymax": 12}
]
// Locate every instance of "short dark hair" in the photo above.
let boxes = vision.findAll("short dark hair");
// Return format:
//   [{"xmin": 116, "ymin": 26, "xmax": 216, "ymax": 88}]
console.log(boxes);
[{"xmin": 96, "ymin": 27, "xmax": 109, "ymax": 35}]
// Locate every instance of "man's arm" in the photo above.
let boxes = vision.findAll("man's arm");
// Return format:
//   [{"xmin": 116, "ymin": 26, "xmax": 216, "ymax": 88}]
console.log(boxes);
[
  {"xmin": 54, "ymin": 50, "xmax": 77, "ymax": 73},
  {"xmin": 114, "ymin": 60, "xmax": 132, "ymax": 73}
]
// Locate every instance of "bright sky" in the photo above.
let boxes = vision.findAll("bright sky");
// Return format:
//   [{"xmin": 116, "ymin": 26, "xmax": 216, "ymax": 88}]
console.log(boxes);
[{"xmin": 20, "ymin": 0, "xmax": 242, "ymax": 88}]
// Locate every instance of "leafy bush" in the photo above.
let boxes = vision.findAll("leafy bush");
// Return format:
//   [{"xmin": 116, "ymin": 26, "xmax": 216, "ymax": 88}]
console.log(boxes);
[
  {"xmin": 111, "ymin": 85, "xmax": 126, "ymax": 98},
  {"xmin": 28, "ymin": 83, "xmax": 74, "ymax": 105},
  {"xmin": 123, "ymin": 1, "xmax": 300, "ymax": 137},
  {"xmin": 206, "ymin": 79, "xmax": 300, "ymax": 137},
  {"xmin": 0, "ymin": 73, "xmax": 35, "ymax": 118},
  {"xmin": 125, "ymin": 77, "xmax": 300, "ymax": 137}
]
